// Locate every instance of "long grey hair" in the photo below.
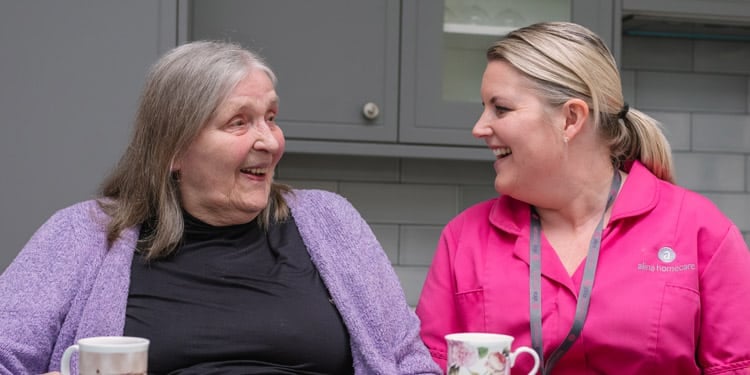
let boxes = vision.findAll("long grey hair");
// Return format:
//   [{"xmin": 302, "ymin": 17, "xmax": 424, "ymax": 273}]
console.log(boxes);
[{"xmin": 98, "ymin": 40, "xmax": 291, "ymax": 260}]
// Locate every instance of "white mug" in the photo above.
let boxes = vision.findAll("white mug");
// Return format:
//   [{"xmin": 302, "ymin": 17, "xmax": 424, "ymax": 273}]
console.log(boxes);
[
  {"xmin": 446, "ymin": 332, "xmax": 540, "ymax": 375},
  {"xmin": 60, "ymin": 336, "xmax": 149, "ymax": 375}
]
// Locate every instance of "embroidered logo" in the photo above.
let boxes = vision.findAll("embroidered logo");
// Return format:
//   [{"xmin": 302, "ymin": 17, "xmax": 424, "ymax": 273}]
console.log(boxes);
[
  {"xmin": 637, "ymin": 246, "xmax": 695, "ymax": 273},
  {"xmin": 657, "ymin": 247, "xmax": 676, "ymax": 263}
]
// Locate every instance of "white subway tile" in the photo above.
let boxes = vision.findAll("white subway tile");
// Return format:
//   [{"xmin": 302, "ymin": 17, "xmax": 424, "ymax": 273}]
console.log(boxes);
[
  {"xmin": 278, "ymin": 153, "xmax": 399, "ymax": 182},
  {"xmin": 644, "ymin": 111, "xmax": 691, "ymax": 151},
  {"xmin": 399, "ymin": 225, "xmax": 442, "ymax": 266},
  {"xmin": 673, "ymin": 152, "xmax": 745, "ymax": 192},
  {"xmin": 695, "ymin": 40, "xmax": 750, "ymax": 74},
  {"xmin": 394, "ymin": 266, "xmax": 430, "ymax": 307},
  {"xmin": 402, "ymin": 158, "xmax": 495, "ymax": 184},
  {"xmin": 621, "ymin": 36, "xmax": 692, "ymax": 71},
  {"xmin": 277, "ymin": 179, "xmax": 338, "ymax": 192},
  {"xmin": 636, "ymin": 71, "xmax": 746, "ymax": 113},
  {"xmin": 692, "ymin": 113, "xmax": 750, "ymax": 152},
  {"xmin": 701, "ymin": 193, "xmax": 750, "ymax": 232},
  {"xmin": 340, "ymin": 182, "xmax": 457, "ymax": 224},
  {"xmin": 460, "ymin": 185, "xmax": 498, "ymax": 211},
  {"xmin": 371, "ymin": 224, "xmax": 399, "ymax": 264},
  {"xmin": 621, "ymin": 70, "xmax": 636, "ymax": 106}
]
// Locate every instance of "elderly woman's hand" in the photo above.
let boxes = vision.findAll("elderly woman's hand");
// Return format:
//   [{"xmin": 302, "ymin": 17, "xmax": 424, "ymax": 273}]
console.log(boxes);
[{"xmin": 41, "ymin": 372, "xmax": 61, "ymax": 375}]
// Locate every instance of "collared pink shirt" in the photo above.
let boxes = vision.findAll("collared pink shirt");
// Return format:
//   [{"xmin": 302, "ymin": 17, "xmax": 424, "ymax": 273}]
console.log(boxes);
[{"xmin": 417, "ymin": 162, "xmax": 750, "ymax": 374}]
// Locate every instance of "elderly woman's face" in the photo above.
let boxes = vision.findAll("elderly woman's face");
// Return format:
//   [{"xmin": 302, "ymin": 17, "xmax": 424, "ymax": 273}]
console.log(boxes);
[{"xmin": 173, "ymin": 69, "xmax": 285, "ymax": 226}]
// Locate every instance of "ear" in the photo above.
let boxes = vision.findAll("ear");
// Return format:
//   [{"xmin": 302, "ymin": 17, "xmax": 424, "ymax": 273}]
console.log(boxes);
[
  {"xmin": 560, "ymin": 98, "xmax": 589, "ymax": 142},
  {"xmin": 170, "ymin": 154, "xmax": 182, "ymax": 172}
]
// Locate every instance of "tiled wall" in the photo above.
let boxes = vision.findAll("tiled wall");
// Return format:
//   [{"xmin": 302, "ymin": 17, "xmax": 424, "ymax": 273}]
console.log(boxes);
[
  {"xmin": 276, "ymin": 155, "xmax": 498, "ymax": 306},
  {"xmin": 278, "ymin": 35, "xmax": 750, "ymax": 306},
  {"xmin": 620, "ymin": 35, "xmax": 750, "ymax": 244}
]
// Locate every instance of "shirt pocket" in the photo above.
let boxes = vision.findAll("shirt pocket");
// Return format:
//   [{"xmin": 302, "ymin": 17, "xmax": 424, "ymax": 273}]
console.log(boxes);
[
  {"xmin": 653, "ymin": 283, "xmax": 700, "ymax": 355},
  {"xmin": 454, "ymin": 288, "xmax": 486, "ymax": 332}
]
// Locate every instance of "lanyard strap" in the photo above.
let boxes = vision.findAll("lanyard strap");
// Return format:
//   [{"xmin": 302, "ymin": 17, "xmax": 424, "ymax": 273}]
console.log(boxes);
[{"xmin": 529, "ymin": 171, "xmax": 621, "ymax": 374}]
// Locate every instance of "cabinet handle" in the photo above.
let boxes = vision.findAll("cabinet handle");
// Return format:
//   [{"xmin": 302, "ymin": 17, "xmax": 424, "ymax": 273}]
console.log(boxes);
[{"xmin": 362, "ymin": 102, "xmax": 380, "ymax": 120}]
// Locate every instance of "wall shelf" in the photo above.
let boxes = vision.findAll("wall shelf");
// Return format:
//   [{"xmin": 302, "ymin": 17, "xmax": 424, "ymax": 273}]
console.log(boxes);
[
  {"xmin": 443, "ymin": 22, "xmax": 514, "ymax": 36},
  {"xmin": 285, "ymin": 139, "xmax": 494, "ymax": 161},
  {"xmin": 622, "ymin": 14, "xmax": 750, "ymax": 41}
]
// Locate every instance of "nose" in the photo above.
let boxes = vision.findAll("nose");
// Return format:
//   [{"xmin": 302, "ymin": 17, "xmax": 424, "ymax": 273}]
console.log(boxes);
[
  {"xmin": 472, "ymin": 111, "xmax": 492, "ymax": 139},
  {"xmin": 252, "ymin": 121, "xmax": 281, "ymax": 152}
]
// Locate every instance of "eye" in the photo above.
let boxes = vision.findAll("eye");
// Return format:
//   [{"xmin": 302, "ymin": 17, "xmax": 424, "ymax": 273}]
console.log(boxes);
[
  {"xmin": 494, "ymin": 105, "xmax": 511, "ymax": 116},
  {"xmin": 225, "ymin": 117, "xmax": 249, "ymax": 133},
  {"xmin": 228, "ymin": 118, "xmax": 246, "ymax": 128},
  {"xmin": 266, "ymin": 112, "xmax": 277, "ymax": 125}
]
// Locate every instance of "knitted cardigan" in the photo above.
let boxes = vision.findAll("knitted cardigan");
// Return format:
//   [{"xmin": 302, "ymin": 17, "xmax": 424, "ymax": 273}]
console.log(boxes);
[{"xmin": 0, "ymin": 189, "xmax": 441, "ymax": 375}]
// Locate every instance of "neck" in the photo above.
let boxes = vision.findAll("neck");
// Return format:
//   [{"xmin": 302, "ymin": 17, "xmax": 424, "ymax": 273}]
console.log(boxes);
[{"xmin": 534, "ymin": 165, "xmax": 619, "ymax": 232}]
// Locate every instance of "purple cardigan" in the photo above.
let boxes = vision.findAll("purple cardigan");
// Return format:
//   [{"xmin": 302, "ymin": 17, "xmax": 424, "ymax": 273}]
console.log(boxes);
[{"xmin": 0, "ymin": 189, "xmax": 441, "ymax": 375}]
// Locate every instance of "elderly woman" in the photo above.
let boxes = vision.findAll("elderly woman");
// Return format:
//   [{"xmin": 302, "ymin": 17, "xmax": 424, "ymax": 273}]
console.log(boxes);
[
  {"xmin": 416, "ymin": 22, "xmax": 750, "ymax": 374},
  {"xmin": 0, "ymin": 41, "xmax": 440, "ymax": 375}
]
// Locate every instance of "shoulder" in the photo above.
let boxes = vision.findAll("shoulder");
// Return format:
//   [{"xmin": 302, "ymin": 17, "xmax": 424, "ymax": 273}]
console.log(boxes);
[
  {"xmin": 31, "ymin": 200, "xmax": 110, "ymax": 245},
  {"xmin": 18, "ymin": 199, "xmax": 138, "ymax": 276},
  {"xmin": 622, "ymin": 162, "xmax": 734, "ymax": 230},
  {"xmin": 285, "ymin": 189, "xmax": 357, "ymax": 216},
  {"xmin": 655, "ymin": 179, "xmax": 733, "ymax": 227},
  {"xmin": 648, "ymin": 179, "xmax": 744, "ymax": 264},
  {"xmin": 285, "ymin": 189, "xmax": 365, "ymax": 232},
  {"xmin": 5, "ymin": 200, "xmax": 115, "ymax": 297},
  {"xmin": 50, "ymin": 199, "xmax": 110, "ymax": 226},
  {"xmin": 285, "ymin": 188, "xmax": 347, "ymax": 204}
]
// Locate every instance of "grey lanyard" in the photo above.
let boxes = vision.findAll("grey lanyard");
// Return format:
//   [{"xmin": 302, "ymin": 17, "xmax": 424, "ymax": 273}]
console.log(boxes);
[{"xmin": 529, "ymin": 171, "xmax": 621, "ymax": 374}]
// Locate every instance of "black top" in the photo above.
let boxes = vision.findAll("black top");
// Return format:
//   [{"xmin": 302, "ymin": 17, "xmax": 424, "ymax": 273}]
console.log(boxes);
[{"xmin": 123, "ymin": 211, "xmax": 353, "ymax": 375}]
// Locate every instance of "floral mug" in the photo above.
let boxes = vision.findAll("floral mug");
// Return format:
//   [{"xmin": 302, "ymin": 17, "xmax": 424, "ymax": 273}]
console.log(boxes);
[{"xmin": 445, "ymin": 333, "xmax": 540, "ymax": 375}]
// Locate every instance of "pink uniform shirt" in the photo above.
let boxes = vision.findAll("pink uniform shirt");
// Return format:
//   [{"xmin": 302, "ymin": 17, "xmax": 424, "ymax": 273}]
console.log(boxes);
[{"xmin": 417, "ymin": 162, "xmax": 750, "ymax": 374}]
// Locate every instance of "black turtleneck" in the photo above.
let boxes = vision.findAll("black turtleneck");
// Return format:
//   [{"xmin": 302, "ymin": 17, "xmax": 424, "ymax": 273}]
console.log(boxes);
[{"xmin": 123, "ymin": 211, "xmax": 353, "ymax": 374}]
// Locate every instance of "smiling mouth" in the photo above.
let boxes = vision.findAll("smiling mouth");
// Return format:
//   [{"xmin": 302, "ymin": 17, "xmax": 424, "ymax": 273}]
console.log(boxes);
[
  {"xmin": 240, "ymin": 167, "xmax": 268, "ymax": 177},
  {"xmin": 493, "ymin": 147, "xmax": 512, "ymax": 159}
]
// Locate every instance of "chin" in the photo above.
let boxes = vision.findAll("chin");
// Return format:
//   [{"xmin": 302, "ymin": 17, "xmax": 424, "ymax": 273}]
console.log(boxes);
[
  {"xmin": 244, "ymin": 201, "xmax": 269, "ymax": 214},
  {"xmin": 233, "ymin": 195, "xmax": 269, "ymax": 215},
  {"xmin": 494, "ymin": 179, "xmax": 509, "ymax": 196}
]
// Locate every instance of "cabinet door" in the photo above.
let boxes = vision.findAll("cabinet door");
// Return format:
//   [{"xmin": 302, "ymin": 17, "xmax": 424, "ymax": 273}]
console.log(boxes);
[
  {"xmin": 399, "ymin": 0, "xmax": 614, "ymax": 146},
  {"xmin": 190, "ymin": 0, "xmax": 400, "ymax": 142},
  {"xmin": 0, "ymin": 0, "xmax": 178, "ymax": 270}
]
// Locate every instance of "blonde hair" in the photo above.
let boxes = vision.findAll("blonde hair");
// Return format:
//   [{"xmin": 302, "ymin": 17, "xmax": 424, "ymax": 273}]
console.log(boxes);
[
  {"xmin": 487, "ymin": 22, "xmax": 674, "ymax": 183},
  {"xmin": 98, "ymin": 41, "xmax": 291, "ymax": 260}
]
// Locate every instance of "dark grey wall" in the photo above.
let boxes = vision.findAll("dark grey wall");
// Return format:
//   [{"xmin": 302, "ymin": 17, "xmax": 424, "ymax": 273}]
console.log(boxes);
[{"xmin": 0, "ymin": 1, "xmax": 176, "ymax": 271}]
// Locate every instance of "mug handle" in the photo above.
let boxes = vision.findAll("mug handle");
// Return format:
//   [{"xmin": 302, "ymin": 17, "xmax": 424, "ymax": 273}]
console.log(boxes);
[
  {"xmin": 509, "ymin": 346, "xmax": 541, "ymax": 375},
  {"xmin": 60, "ymin": 344, "xmax": 79, "ymax": 375}
]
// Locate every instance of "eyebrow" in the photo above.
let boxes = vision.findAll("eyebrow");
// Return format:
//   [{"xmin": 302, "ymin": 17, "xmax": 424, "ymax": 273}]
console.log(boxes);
[{"xmin": 224, "ymin": 96, "xmax": 279, "ymax": 114}]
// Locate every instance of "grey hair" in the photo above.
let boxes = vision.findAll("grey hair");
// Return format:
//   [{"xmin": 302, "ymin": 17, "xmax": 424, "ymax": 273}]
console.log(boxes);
[
  {"xmin": 487, "ymin": 22, "xmax": 674, "ymax": 183},
  {"xmin": 98, "ymin": 40, "xmax": 290, "ymax": 260}
]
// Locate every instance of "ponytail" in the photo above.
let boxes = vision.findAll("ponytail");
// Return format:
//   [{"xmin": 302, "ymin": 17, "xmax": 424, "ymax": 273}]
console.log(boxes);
[{"xmin": 607, "ymin": 107, "xmax": 675, "ymax": 183}]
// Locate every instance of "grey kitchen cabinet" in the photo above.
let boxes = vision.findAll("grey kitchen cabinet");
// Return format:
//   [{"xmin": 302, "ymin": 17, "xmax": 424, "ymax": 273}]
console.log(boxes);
[
  {"xmin": 619, "ymin": 0, "xmax": 750, "ymax": 47},
  {"xmin": 622, "ymin": 0, "xmax": 750, "ymax": 20},
  {"xmin": 187, "ymin": 0, "xmax": 615, "ymax": 158},
  {"xmin": 399, "ymin": 0, "xmax": 616, "ymax": 146},
  {"xmin": 190, "ymin": 0, "xmax": 401, "ymax": 143},
  {"xmin": 0, "ymin": 0, "xmax": 179, "ymax": 270}
]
